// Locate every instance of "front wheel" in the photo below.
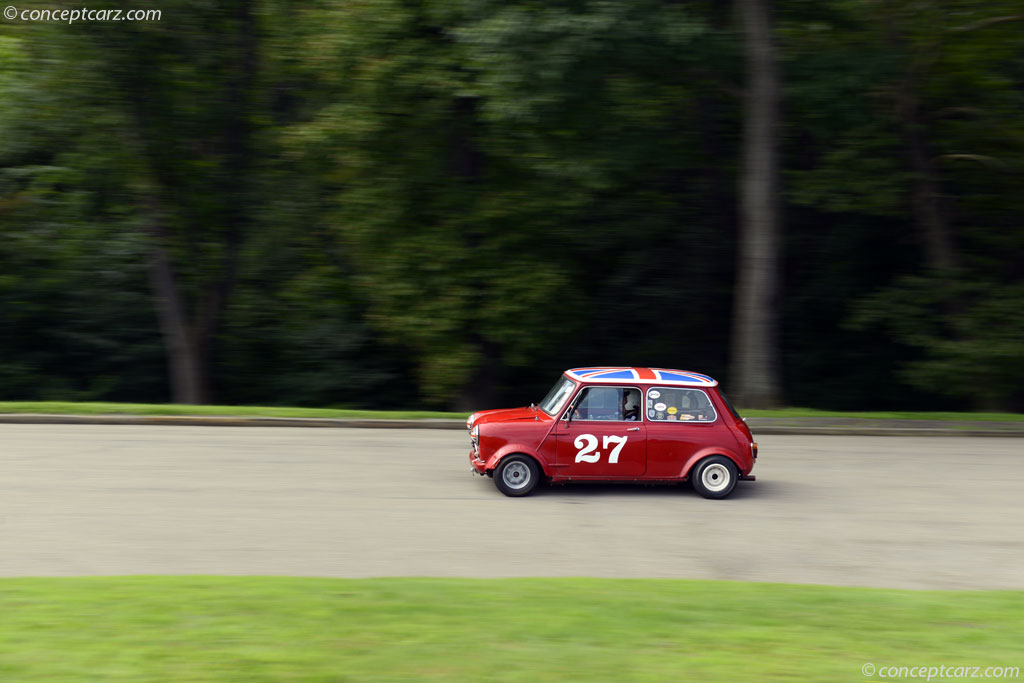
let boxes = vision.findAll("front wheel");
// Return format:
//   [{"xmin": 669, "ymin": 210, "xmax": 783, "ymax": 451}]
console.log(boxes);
[
  {"xmin": 494, "ymin": 455, "xmax": 540, "ymax": 497},
  {"xmin": 691, "ymin": 455, "xmax": 738, "ymax": 499}
]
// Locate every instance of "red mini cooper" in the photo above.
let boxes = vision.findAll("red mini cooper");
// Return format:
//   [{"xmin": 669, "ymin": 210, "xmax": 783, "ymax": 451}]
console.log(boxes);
[{"xmin": 468, "ymin": 367, "xmax": 757, "ymax": 498}]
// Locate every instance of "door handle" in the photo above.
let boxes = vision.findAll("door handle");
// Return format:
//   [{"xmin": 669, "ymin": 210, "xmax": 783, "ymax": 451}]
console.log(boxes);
[{"xmin": 626, "ymin": 427, "xmax": 640, "ymax": 432}]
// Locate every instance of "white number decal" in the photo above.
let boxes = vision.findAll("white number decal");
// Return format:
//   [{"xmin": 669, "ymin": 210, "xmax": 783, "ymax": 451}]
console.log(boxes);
[
  {"xmin": 603, "ymin": 435, "xmax": 627, "ymax": 463},
  {"xmin": 574, "ymin": 433, "xmax": 629, "ymax": 464},
  {"xmin": 574, "ymin": 434, "xmax": 600, "ymax": 463}
]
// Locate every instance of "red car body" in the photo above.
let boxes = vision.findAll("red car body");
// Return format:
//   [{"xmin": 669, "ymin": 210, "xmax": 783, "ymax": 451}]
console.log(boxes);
[{"xmin": 468, "ymin": 367, "xmax": 757, "ymax": 498}]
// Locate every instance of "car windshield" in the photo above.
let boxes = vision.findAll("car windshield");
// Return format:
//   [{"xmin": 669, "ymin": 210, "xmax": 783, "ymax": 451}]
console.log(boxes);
[{"xmin": 538, "ymin": 376, "xmax": 576, "ymax": 416}]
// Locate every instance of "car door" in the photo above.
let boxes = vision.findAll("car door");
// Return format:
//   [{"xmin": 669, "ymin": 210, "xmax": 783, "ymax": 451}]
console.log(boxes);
[{"xmin": 552, "ymin": 385, "xmax": 647, "ymax": 477}]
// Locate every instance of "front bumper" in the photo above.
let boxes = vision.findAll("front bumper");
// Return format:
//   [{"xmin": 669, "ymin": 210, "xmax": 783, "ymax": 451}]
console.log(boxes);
[{"xmin": 469, "ymin": 450, "xmax": 488, "ymax": 474}]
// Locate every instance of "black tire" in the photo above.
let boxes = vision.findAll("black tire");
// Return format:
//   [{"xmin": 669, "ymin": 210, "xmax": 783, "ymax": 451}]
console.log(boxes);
[
  {"xmin": 494, "ymin": 455, "xmax": 540, "ymax": 497},
  {"xmin": 691, "ymin": 455, "xmax": 738, "ymax": 499}
]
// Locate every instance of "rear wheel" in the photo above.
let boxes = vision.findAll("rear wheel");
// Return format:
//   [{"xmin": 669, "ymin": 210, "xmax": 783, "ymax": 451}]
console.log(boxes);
[
  {"xmin": 494, "ymin": 455, "xmax": 539, "ymax": 497},
  {"xmin": 691, "ymin": 455, "xmax": 738, "ymax": 499}
]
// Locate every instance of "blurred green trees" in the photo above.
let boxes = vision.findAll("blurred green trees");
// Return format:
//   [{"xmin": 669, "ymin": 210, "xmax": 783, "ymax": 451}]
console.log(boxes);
[{"xmin": 0, "ymin": 0, "xmax": 1021, "ymax": 410}]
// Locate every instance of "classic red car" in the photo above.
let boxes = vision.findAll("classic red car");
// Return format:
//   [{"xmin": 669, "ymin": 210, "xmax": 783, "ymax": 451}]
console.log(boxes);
[{"xmin": 468, "ymin": 367, "xmax": 757, "ymax": 498}]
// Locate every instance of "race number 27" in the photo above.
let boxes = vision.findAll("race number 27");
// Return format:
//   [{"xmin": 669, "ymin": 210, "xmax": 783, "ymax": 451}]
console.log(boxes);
[{"xmin": 574, "ymin": 434, "xmax": 628, "ymax": 464}]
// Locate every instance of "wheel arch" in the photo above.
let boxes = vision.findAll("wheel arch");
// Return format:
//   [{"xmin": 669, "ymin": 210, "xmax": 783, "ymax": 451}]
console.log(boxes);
[
  {"xmin": 488, "ymin": 446, "xmax": 549, "ymax": 478},
  {"xmin": 679, "ymin": 447, "xmax": 744, "ymax": 480}
]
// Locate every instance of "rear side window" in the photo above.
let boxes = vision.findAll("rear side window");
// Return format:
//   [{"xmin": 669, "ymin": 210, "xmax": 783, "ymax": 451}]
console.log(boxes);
[
  {"xmin": 718, "ymin": 390, "xmax": 742, "ymax": 420},
  {"xmin": 646, "ymin": 387, "xmax": 717, "ymax": 422}
]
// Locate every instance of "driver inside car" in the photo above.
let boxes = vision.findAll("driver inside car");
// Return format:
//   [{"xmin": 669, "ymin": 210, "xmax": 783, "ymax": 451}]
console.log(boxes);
[{"xmin": 621, "ymin": 390, "xmax": 640, "ymax": 421}]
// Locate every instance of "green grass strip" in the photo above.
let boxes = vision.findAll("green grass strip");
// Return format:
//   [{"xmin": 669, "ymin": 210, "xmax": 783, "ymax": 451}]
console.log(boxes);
[
  {"xmin": 0, "ymin": 401, "xmax": 466, "ymax": 420},
  {"xmin": 1, "ymin": 401, "xmax": 1022, "ymax": 422},
  {"xmin": 739, "ymin": 407, "xmax": 1024, "ymax": 421},
  {"xmin": 1, "ymin": 578, "xmax": 1021, "ymax": 681}
]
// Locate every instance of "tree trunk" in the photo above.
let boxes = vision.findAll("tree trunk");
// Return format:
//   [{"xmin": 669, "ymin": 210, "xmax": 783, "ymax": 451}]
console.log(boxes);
[
  {"xmin": 146, "ymin": 208, "xmax": 208, "ymax": 404},
  {"xmin": 730, "ymin": 0, "xmax": 782, "ymax": 408},
  {"xmin": 894, "ymin": 72, "xmax": 957, "ymax": 271},
  {"xmin": 129, "ymin": 0, "xmax": 256, "ymax": 405},
  {"xmin": 905, "ymin": 115, "xmax": 956, "ymax": 271},
  {"xmin": 453, "ymin": 338, "xmax": 501, "ymax": 412}
]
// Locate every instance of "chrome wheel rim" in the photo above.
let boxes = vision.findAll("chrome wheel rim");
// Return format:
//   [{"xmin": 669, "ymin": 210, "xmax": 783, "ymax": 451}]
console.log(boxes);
[
  {"xmin": 701, "ymin": 463, "xmax": 731, "ymax": 493},
  {"xmin": 502, "ymin": 461, "xmax": 531, "ymax": 490}
]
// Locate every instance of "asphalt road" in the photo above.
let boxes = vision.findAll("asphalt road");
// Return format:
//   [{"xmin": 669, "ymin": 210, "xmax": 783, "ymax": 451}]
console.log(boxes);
[{"xmin": 1, "ymin": 424, "xmax": 1021, "ymax": 589}]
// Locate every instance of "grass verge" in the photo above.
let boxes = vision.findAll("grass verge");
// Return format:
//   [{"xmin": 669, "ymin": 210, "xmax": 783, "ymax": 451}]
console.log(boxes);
[
  {"xmin": 1, "ymin": 578, "xmax": 1022, "ymax": 681},
  {"xmin": 0, "ymin": 401, "xmax": 465, "ymax": 420},
  {"xmin": 1, "ymin": 401, "xmax": 1022, "ymax": 422},
  {"xmin": 739, "ymin": 407, "xmax": 1024, "ymax": 421}
]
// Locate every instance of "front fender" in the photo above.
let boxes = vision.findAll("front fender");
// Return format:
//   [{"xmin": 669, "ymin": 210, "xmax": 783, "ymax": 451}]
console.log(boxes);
[
  {"xmin": 487, "ymin": 444, "xmax": 551, "ymax": 477},
  {"xmin": 678, "ymin": 447, "xmax": 746, "ymax": 479}
]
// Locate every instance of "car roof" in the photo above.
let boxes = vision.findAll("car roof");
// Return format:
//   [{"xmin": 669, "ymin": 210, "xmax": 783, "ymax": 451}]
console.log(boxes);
[{"xmin": 565, "ymin": 367, "xmax": 718, "ymax": 387}]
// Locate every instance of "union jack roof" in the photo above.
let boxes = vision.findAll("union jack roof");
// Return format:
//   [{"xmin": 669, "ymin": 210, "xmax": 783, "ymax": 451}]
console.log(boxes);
[{"xmin": 565, "ymin": 367, "xmax": 718, "ymax": 387}]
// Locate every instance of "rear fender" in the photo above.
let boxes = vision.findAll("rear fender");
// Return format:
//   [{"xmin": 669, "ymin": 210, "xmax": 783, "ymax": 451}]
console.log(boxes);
[{"xmin": 678, "ymin": 447, "xmax": 745, "ymax": 480}]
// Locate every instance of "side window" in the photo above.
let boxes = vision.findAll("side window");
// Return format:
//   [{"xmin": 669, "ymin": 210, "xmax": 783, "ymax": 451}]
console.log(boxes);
[
  {"xmin": 646, "ymin": 387, "xmax": 717, "ymax": 422},
  {"xmin": 573, "ymin": 387, "xmax": 642, "ymax": 421}
]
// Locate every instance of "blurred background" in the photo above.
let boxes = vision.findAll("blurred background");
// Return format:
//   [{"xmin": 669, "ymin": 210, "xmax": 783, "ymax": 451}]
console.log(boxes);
[{"xmin": 0, "ymin": 0, "xmax": 1021, "ymax": 412}]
